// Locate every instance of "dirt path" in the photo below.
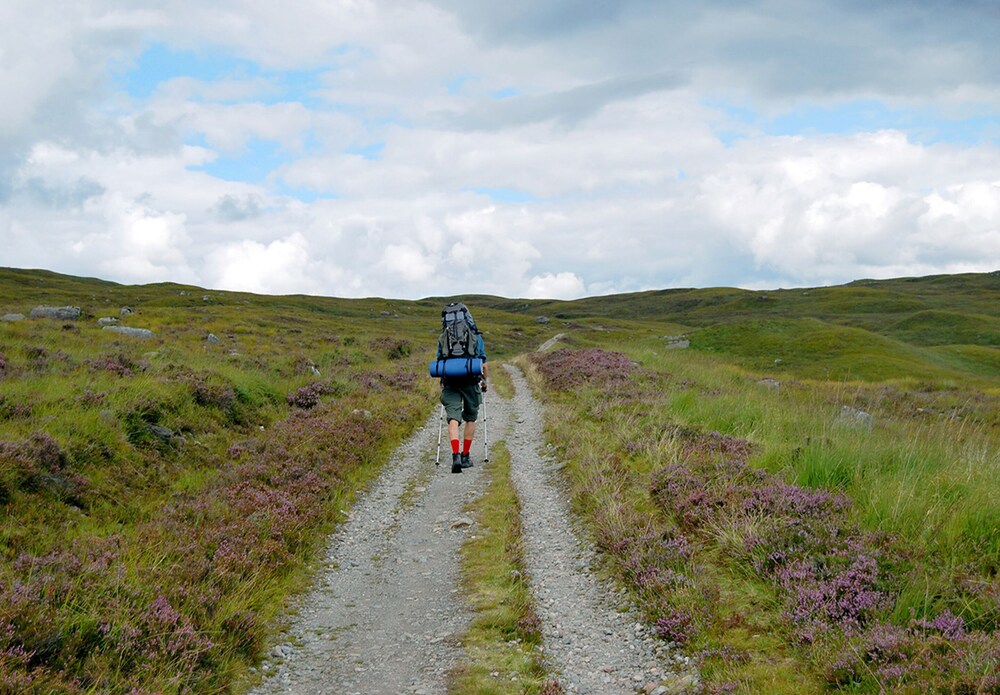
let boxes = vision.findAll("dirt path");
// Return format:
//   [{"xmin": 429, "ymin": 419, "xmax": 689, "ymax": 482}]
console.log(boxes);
[
  {"xmin": 248, "ymin": 365, "xmax": 691, "ymax": 694},
  {"xmin": 247, "ymin": 401, "xmax": 504, "ymax": 695}
]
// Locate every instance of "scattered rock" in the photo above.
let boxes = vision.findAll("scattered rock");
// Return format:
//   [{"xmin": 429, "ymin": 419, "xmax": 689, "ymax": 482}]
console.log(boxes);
[
  {"xmin": 309, "ymin": 365, "xmax": 321, "ymax": 376},
  {"xmin": 758, "ymin": 378, "xmax": 780, "ymax": 391},
  {"xmin": 839, "ymin": 406, "xmax": 874, "ymax": 429},
  {"xmin": 30, "ymin": 306, "xmax": 81, "ymax": 320},
  {"xmin": 450, "ymin": 517, "xmax": 475, "ymax": 529},
  {"xmin": 351, "ymin": 409, "xmax": 372, "ymax": 419},
  {"xmin": 665, "ymin": 339, "xmax": 689, "ymax": 350},
  {"xmin": 103, "ymin": 326, "xmax": 156, "ymax": 339},
  {"xmin": 536, "ymin": 316, "xmax": 550, "ymax": 324},
  {"xmin": 774, "ymin": 358, "xmax": 783, "ymax": 365},
  {"xmin": 147, "ymin": 425, "xmax": 175, "ymax": 442},
  {"xmin": 206, "ymin": 333, "xmax": 221, "ymax": 344},
  {"xmin": 2, "ymin": 313, "xmax": 24, "ymax": 322},
  {"xmin": 120, "ymin": 306, "xmax": 133, "ymax": 317},
  {"xmin": 97, "ymin": 317, "xmax": 119, "ymax": 326}
]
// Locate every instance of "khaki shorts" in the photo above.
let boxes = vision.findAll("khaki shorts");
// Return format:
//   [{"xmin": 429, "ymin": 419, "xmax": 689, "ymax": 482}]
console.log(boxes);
[{"xmin": 440, "ymin": 380, "xmax": 481, "ymax": 423}]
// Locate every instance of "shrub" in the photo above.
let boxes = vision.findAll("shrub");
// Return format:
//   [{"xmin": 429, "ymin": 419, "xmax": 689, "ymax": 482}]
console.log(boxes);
[{"xmin": 529, "ymin": 348, "xmax": 637, "ymax": 392}]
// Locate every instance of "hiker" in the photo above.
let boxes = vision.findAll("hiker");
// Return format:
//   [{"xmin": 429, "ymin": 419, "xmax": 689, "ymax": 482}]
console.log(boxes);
[{"xmin": 434, "ymin": 302, "xmax": 488, "ymax": 474}]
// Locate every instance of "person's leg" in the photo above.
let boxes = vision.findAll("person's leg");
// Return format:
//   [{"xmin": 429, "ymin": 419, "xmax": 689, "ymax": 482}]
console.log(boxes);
[
  {"xmin": 459, "ymin": 382, "xmax": 481, "ymax": 467},
  {"xmin": 440, "ymin": 386, "xmax": 464, "ymax": 473},
  {"xmin": 462, "ymin": 420, "xmax": 476, "ymax": 453}
]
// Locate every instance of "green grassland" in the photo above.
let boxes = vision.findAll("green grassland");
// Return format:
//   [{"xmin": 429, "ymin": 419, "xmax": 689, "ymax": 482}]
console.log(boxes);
[{"xmin": 2, "ymin": 266, "xmax": 998, "ymax": 693}]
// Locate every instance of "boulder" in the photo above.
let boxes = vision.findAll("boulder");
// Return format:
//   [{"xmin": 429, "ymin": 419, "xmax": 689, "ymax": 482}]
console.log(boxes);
[
  {"xmin": 839, "ymin": 406, "xmax": 874, "ymax": 429},
  {"xmin": 2, "ymin": 313, "xmax": 25, "ymax": 322},
  {"xmin": 206, "ymin": 333, "xmax": 221, "ymax": 344},
  {"xmin": 103, "ymin": 326, "xmax": 155, "ymax": 339},
  {"xmin": 97, "ymin": 317, "xmax": 119, "ymax": 326},
  {"xmin": 30, "ymin": 306, "xmax": 81, "ymax": 320},
  {"xmin": 120, "ymin": 306, "xmax": 133, "ymax": 317}
]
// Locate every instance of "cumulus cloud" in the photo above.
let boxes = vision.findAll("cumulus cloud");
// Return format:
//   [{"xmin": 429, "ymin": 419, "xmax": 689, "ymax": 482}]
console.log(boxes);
[
  {"xmin": 1, "ymin": 0, "xmax": 998, "ymax": 300},
  {"xmin": 526, "ymin": 272, "xmax": 586, "ymax": 299}
]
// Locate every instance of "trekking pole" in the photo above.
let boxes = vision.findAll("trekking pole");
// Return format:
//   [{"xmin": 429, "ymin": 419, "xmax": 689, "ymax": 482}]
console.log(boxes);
[
  {"xmin": 482, "ymin": 387, "xmax": 489, "ymax": 462},
  {"xmin": 436, "ymin": 404, "xmax": 444, "ymax": 465}
]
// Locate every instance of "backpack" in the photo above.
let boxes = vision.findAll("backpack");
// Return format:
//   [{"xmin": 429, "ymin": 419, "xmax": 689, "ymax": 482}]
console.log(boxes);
[{"xmin": 441, "ymin": 302, "xmax": 478, "ymax": 358}]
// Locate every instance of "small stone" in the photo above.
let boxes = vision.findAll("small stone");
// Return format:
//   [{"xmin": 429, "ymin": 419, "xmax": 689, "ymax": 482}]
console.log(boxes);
[
  {"xmin": 206, "ymin": 333, "xmax": 221, "ymax": 344},
  {"xmin": 450, "ymin": 517, "xmax": 475, "ymax": 529},
  {"xmin": 2, "ymin": 313, "xmax": 25, "ymax": 322}
]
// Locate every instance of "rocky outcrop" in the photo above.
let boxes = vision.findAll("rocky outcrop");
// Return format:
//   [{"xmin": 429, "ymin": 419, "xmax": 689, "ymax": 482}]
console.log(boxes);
[
  {"xmin": 30, "ymin": 306, "xmax": 81, "ymax": 320},
  {"xmin": 102, "ymin": 326, "xmax": 155, "ymax": 339}
]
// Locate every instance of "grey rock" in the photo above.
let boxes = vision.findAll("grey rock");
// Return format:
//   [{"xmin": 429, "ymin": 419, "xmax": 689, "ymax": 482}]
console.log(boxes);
[
  {"xmin": 449, "ymin": 517, "xmax": 475, "ymax": 529},
  {"xmin": 309, "ymin": 365, "xmax": 321, "ymax": 376},
  {"xmin": 103, "ymin": 326, "xmax": 155, "ymax": 339},
  {"xmin": 148, "ymin": 425, "xmax": 174, "ymax": 442},
  {"xmin": 120, "ymin": 306, "xmax": 133, "ymax": 317},
  {"xmin": 2, "ymin": 313, "xmax": 25, "ymax": 322},
  {"xmin": 30, "ymin": 306, "xmax": 81, "ymax": 320},
  {"xmin": 536, "ymin": 316, "xmax": 550, "ymax": 324},
  {"xmin": 206, "ymin": 333, "xmax": 221, "ymax": 344},
  {"xmin": 97, "ymin": 317, "xmax": 119, "ymax": 326},
  {"xmin": 839, "ymin": 406, "xmax": 874, "ymax": 429},
  {"xmin": 758, "ymin": 378, "xmax": 780, "ymax": 391},
  {"xmin": 665, "ymin": 340, "xmax": 689, "ymax": 349}
]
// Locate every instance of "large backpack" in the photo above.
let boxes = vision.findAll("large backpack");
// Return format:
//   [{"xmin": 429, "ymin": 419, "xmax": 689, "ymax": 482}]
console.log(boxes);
[{"xmin": 441, "ymin": 302, "xmax": 478, "ymax": 358}]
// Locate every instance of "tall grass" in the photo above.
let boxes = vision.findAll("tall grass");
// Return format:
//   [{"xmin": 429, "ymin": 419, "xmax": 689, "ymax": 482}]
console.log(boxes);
[{"xmin": 524, "ymin": 337, "xmax": 999, "ymax": 693}]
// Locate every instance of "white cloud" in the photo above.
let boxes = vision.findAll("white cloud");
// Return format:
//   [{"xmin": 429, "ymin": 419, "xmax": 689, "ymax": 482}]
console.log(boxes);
[
  {"xmin": 206, "ymin": 232, "xmax": 315, "ymax": 294},
  {"xmin": 1, "ymin": 1, "xmax": 999, "ymax": 300},
  {"xmin": 526, "ymin": 272, "xmax": 585, "ymax": 299}
]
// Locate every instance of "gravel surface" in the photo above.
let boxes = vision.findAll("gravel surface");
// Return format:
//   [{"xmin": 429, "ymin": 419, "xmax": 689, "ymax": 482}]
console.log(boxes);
[
  {"xmin": 500, "ymin": 366, "xmax": 698, "ymax": 695},
  {"xmin": 248, "ymin": 365, "xmax": 698, "ymax": 694},
  {"xmin": 247, "ymin": 404, "xmax": 488, "ymax": 695}
]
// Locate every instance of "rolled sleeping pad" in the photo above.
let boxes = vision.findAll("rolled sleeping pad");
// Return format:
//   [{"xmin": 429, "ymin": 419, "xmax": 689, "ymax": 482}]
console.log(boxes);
[{"xmin": 429, "ymin": 357, "xmax": 483, "ymax": 378}]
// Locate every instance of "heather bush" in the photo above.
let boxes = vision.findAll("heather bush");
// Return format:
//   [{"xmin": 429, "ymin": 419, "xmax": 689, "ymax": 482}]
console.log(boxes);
[
  {"xmin": 529, "ymin": 347, "xmax": 636, "ymax": 392},
  {"xmin": 527, "ymin": 342, "xmax": 999, "ymax": 693}
]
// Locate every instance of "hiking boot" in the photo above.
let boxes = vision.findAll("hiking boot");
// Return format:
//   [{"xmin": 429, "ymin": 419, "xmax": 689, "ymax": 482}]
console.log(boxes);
[
  {"xmin": 451, "ymin": 453, "xmax": 463, "ymax": 474},
  {"xmin": 460, "ymin": 453, "xmax": 473, "ymax": 468}
]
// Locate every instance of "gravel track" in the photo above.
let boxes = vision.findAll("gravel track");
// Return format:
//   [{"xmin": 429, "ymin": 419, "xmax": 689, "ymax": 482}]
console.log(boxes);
[
  {"xmin": 247, "ymin": 404, "xmax": 494, "ymax": 695},
  {"xmin": 248, "ymin": 365, "xmax": 696, "ymax": 694},
  {"xmin": 500, "ymin": 366, "xmax": 696, "ymax": 694}
]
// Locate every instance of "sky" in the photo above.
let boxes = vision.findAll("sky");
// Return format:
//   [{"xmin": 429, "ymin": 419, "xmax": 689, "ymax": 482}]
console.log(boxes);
[{"xmin": 1, "ymin": 0, "xmax": 999, "ymax": 300}]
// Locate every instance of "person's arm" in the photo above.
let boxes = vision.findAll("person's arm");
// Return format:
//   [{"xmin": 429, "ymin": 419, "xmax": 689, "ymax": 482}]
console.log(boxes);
[{"xmin": 478, "ymin": 334, "xmax": 488, "ymax": 382}]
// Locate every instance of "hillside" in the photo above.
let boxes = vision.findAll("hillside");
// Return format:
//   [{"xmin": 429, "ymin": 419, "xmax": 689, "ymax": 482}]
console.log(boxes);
[{"xmin": 1, "ymin": 267, "xmax": 998, "ymax": 693}]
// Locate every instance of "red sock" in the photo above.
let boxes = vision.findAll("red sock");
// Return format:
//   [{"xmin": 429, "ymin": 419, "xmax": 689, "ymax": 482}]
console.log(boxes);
[
  {"xmin": 451, "ymin": 439, "xmax": 460, "ymax": 454},
  {"xmin": 463, "ymin": 439, "xmax": 472, "ymax": 454}
]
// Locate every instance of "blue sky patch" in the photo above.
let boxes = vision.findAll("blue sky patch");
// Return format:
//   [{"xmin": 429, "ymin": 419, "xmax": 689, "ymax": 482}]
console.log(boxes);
[
  {"xmin": 191, "ymin": 138, "xmax": 286, "ymax": 184},
  {"xmin": 118, "ymin": 42, "xmax": 327, "ymax": 106},
  {"xmin": 708, "ymin": 98, "xmax": 1000, "ymax": 146},
  {"xmin": 347, "ymin": 142, "xmax": 385, "ymax": 160},
  {"xmin": 491, "ymin": 86, "xmax": 519, "ymax": 99}
]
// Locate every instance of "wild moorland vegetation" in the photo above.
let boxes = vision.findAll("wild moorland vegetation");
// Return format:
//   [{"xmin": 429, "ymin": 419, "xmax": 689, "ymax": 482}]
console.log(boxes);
[{"xmin": 1, "ymin": 266, "xmax": 998, "ymax": 693}]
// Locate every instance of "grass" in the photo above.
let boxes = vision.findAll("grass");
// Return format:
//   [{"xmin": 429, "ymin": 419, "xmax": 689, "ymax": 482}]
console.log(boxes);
[
  {"xmin": 523, "ymin": 333, "xmax": 999, "ymax": 693},
  {"xmin": 452, "ymin": 442, "xmax": 560, "ymax": 694},
  {"xmin": 2, "ymin": 266, "xmax": 999, "ymax": 693}
]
